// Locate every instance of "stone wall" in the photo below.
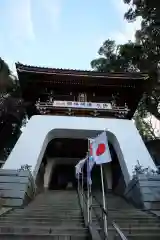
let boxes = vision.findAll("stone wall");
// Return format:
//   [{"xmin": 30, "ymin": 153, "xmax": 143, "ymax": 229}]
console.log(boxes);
[
  {"xmin": 125, "ymin": 174, "xmax": 160, "ymax": 216},
  {"xmin": 0, "ymin": 169, "xmax": 35, "ymax": 207}
]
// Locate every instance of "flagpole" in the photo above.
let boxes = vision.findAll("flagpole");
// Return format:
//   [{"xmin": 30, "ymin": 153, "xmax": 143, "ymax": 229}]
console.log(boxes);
[
  {"xmin": 87, "ymin": 154, "xmax": 90, "ymax": 224},
  {"xmin": 78, "ymin": 173, "xmax": 80, "ymax": 194},
  {"xmin": 89, "ymin": 181, "xmax": 92, "ymax": 224},
  {"xmin": 82, "ymin": 166, "xmax": 84, "ymax": 211},
  {"xmin": 87, "ymin": 138, "xmax": 93, "ymax": 225},
  {"xmin": 100, "ymin": 164, "xmax": 108, "ymax": 239},
  {"xmin": 88, "ymin": 140, "xmax": 92, "ymax": 225}
]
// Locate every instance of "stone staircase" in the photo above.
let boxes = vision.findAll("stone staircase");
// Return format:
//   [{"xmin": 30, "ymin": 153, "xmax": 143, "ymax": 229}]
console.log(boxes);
[
  {"xmin": 0, "ymin": 190, "xmax": 89, "ymax": 239},
  {"xmin": 0, "ymin": 189, "xmax": 160, "ymax": 239},
  {"xmin": 92, "ymin": 191, "xmax": 160, "ymax": 239}
]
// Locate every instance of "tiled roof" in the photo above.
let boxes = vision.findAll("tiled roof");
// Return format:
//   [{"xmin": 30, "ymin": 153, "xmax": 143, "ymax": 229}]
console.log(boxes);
[{"xmin": 16, "ymin": 62, "xmax": 148, "ymax": 80}]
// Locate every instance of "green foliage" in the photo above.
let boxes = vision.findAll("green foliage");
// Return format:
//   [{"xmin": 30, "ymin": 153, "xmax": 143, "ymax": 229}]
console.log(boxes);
[
  {"xmin": 19, "ymin": 164, "xmax": 32, "ymax": 172},
  {"xmin": 0, "ymin": 58, "xmax": 14, "ymax": 93},
  {"xmin": 134, "ymin": 113, "xmax": 156, "ymax": 141},
  {"xmin": 0, "ymin": 58, "xmax": 25, "ymax": 162},
  {"xmin": 133, "ymin": 160, "xmax": 159, "ymax": 178},
  {"xmin": 91, "ymin": 40, "xmax": 145, "ymax": 73},
  {"xmin": 124, "ymin": 0, "xmax": 160, "ymax": 120},
  {"xmin": 91, "ymin": 39, "xmax": 158, "ymax": 139},
  {"xmin": 91, "ymin": 1, "xmax": 160, "ymax": 139}
]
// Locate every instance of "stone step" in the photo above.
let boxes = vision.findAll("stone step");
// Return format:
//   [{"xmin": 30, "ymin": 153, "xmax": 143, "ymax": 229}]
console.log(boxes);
[
  {"xmin": 27, "ymin": 203, "xmax": 79, "ymax": 210},
  {"xmin": 30, "ymin": 198, "xmax": 79, "ymax": 200},
  {"xmin": 4, "ymin": 215, "xmax": 83, "ymax": 220},
  {"xmin": 0, "ymin": 226, "xmax": 88, "ymax": 235},
  {"xmin": 0, "ymin": 234, "xmax": 90, "ymax": 240},
  {"xmin": 0, "ymin": 217, "xmax": 84, "ymax": 223},
  {"xmin": 25, "ymin": 210, "xmax": 81, "ymax": 214},
  {"xmin": 30, "ymin": 196, "xmax": 79, "ymax": 199},
  {"xmin": 0, "ymin": 219, "xmax": 84, "ymax": 227},
  {"xmin": 35, "ymin": 196, "xmax": 79, "ymax": 198},
  {"xmin": 27, "ymin": 207, "xmax": 81, "ymax": 210},
  {"xmin": 0, "ymin": 221, "xmax": 85, "ymax": 227},
  {"xmin": 0, "ymin": 218, "xmax": 84, "ymax": 223},
  {"xmin": 14, "ymin": 214, "xmax": 82, "ymax": 218},
  {"xmin": 11, "ymin": 210, "xmax": 82, "ymax": 214},
  {"xmin": 93, "ymin": 219, "xmax": 160, "ymax": 227},
  {"xmin": 93, "ymin": 218, "xmax": 160, "ymax": 225},
  {"xmin": 93, "ymin": 210, "xmax": 157, "ymax": 218},
  {"xmin": 4, "ymin": 213, "xmax": 83, "ymax": 219},
  {"xmin": 33, "ymin": 197, "xmax": 79, "ymax": 199},
  {"xmin": 92, "ymin": 207, "xmax": 145, "ymax": 213},
  {"xmin": 95, "ymin": 219, "xmax": 160, "ymax": 226},
  {"xmin": 115, "ymin": 223, "xmax": 160, "ymax": 228},
  {"xmin": 36, "ymin": 200, "xmax": 79, "ymax": 202},
  {"xmin": 36, "ymin": 196, "xmax": 79, "ymax": 198},
  {"xmin": 33, "ymin": 200, "xmax": 80, "ymax": 202},
  {"xmin": 3, "ymin": 216, "xmax": 83, "ymax": 221},
  {"xmin": 0, "ymin": 234, "xmax": 89, "ymax": 240},
  {"xmin": 119, "ymin": 233, "xmax": 160, "ymax": 240},
  {"xmin": 95, "ymin": 212, "xmax": 151, "ymax": 217},
  {"xmin": 34, "ymin": 199, "xmax": 80, "ymax": 201},
  {"xmin": 24, "ymin": 207, "xmax": 81, "ymax": 211},
  {"xmin": 93, "ymin": 215, "xmax": 158, "ymax": 221},
  {"xmin": 0, "ymin": 191, "xmax": 89, "ymax": 238},
  {"xmin": 94, "ymin": 209, "xmax": 147, "ymax": 214},
  {"xmin": 108, "ymin": 227, "xmax": 160, "ymax": 234},
  {"xmin": 17, "ymin": 214, "xmax": 82, "ymax": 218},
  {"xmin": 31, "ymin": 200, "xmax": 80, "ymax": 202},
  {"xmin": 9, "ymin": 210, "xmax": 82, "ymax": 215}
]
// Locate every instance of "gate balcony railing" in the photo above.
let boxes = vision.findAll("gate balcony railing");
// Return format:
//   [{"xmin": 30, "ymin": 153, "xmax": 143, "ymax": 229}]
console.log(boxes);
[{"xmin": 36, "ymin": 100, "xmax": 130, "ymax": 117}]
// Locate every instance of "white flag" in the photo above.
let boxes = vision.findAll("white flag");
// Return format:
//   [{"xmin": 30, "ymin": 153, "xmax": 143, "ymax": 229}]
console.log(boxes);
[
  {"xmin": 75, "ymin": 158, "xmax": 86, "ymax": 178},
  {"xmin": 92, "ymin": 132, "xmax": 112, "ymax": 165}
]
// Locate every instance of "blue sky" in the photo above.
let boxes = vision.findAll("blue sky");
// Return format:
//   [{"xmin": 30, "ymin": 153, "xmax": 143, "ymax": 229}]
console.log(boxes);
[{"xmin": 0, "ymin": 0, "xmax": 141, "ymax": 73}]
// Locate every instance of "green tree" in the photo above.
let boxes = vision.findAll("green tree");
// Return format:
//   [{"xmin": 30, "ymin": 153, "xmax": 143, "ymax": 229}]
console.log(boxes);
[
  {"xmin": 91, "ymin": 40, "xmax": 157, "ymax": 140},
  {"xmin": 92, "ymin": 0, "xmax": 160, "ymax": 121},
  {"xmin": 0, "ymin": 58, "xmax": 25, "ymax": 161},
  {"xmin": 91, "ymin": 40, "xmax": 145, "ymax": 72},
  {"xmin": 124, "ymin": 0, "xmax": 160, "ymax": 120}
]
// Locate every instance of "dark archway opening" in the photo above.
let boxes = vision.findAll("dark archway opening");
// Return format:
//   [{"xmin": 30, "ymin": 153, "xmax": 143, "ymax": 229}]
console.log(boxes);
[
  {"xmin": 49, "ymin": 164, "xmax": 77, "ymax": 190},
  {"xmin": 46, "ymin": 138, "xmax": 88, "ymax": 158},
  {"xmin": 36, "ymin": 137, "xmax": 125, "ymax": 194},
  {"xmin": 48, "ymin": 138, "xmax": 88, "ymax": 190}
]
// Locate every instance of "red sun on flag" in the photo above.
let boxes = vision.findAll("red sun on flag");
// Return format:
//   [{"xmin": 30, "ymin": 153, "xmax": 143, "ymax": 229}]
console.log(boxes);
[{"xmin": 96, "ymin": 143, "xmax": 106, "ymax": 156}]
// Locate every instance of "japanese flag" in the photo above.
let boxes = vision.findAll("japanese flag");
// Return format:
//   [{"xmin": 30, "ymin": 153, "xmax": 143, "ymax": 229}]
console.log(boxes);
[{"xmin": 92, "ymin": 132, "xmax": 112, "ymax": 165}]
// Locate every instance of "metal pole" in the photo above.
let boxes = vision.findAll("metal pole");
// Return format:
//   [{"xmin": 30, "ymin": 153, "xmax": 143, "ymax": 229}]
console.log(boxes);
[
  {"xmin": 100, "ymin": 164, "xmax": 108, "ymax": 239},
  {"xmin": 88, "ymin": 139, "xmax": 92, "ymax": 224},
  {"xmin": 87, "ymin": 156, "xmax": 90, "ymax": 224},
  {"xmin": 78, "ymin": 173, "xmax": 80, "ymax": 194},
  {"xmin": 82, "ymin": 168, "xmax": 84, "ymax": 211},
  {"xmin": 89, "ymin": 183, "xmax": 92, "ymax": 224},
  {"xmin": 88, "ymin": 139, "xmax": 93, "ymax": 225}
]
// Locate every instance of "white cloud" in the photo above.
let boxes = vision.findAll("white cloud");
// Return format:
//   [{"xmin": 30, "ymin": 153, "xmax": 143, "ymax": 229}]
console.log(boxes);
[
  {"xmin": 111, "ymin": 18, "xmax": 141, "ymax": 44},
  {"xmin": 38, "ymin": 0, "xmax": 62, "ymax": 30},
  {"xmin": 93, "ymin": 0, "xmax": 142, "ymax": 58},
  {"xmin": 0, "ymin": 0, "xmax": 35, "ymax": 74},
  {"xmin": 0, "ymin": 0, "xmax": 62, "ymax": 73},
  {"xmin": 15, "ymin": 0, "xmax": 35, "ymax": 41},
  {"xmin": 110, "ymin": 0, "xmax": 141, "ymax": 44},
  {"xmin": 3, "ymin": 0, "xmax": 35, "ymax": 42}
]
